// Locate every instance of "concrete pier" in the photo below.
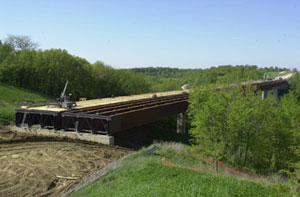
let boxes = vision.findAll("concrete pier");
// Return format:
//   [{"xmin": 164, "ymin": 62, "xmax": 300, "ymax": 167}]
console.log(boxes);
[
  {"xmin": 177, "ymin": 112, "xmax": 186, "ymax": 134},
  {"xmin": 262, "ymin": 88, "xmax": 280, "ymax": 100},
  {"xmin": 262, "ymin": 90, "xmax": 268, "ymax": 100}
]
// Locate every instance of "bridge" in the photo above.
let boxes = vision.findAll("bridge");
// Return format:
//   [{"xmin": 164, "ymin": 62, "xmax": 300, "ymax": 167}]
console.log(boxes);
[{"xmin": 14, "ymin": 79, "xmax": 289, "ymax": 145}]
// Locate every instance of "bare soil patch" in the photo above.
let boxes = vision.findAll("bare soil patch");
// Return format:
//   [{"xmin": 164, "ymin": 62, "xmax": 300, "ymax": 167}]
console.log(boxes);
[{"xmin": 0, "ymin": 126, "xmax": 132, "ymax": 197}]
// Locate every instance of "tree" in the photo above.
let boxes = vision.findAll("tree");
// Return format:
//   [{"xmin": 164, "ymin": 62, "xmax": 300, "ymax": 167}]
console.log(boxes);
[
  {"xmin": 290, "ymin": 72, "xmax": 300, "ymax": 100},
  {"xmin": 189, "ymin": 86, "xmax": 232, "ymax": 172},
  {"xmin": 4, "ymin": 34, "xmax": 39, "ymax": 51},
  {"xmin": 188, "ymin": 85, "xmax": 300, "ymax": 173},
  {"xmin": 0, "ymin": 40, "xmax": 13, "ymax": 65}
]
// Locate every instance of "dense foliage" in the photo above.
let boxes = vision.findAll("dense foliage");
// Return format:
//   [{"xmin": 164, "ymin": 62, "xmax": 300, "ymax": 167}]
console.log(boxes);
[
  {"xmin": 129, "ymin": 66, "xmax": 289, "ymax": 92},
  {"xmin": 188, "ymin": 86, "xmax": 300, "ymax": 175},
  {"xmin": 0, "ymin": 41, "xmax": 150, "ymax": 100},
  {"xmin": 289, "ymin": 72, "xmax": 300, "ymax": 100}
]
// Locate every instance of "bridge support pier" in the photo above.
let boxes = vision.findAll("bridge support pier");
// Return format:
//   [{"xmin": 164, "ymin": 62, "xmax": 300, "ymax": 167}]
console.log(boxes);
[
  {"xmin": 262, "ymin": 89, "xmax": 280, "ymax": 100},
  {"xmin": 262, "ymin": 90, "xmax": 268, "ymax": 100},
  {"xmin": 177, "ymin": 112, "xmax": 186, "ymax": 134}
]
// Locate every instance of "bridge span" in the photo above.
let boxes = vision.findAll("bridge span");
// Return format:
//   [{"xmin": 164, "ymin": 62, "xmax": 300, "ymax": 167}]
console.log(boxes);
[
  {"xmin": 14, "ymin": 79, "xmax": 289, "ymax": 145},
  {"xmin": 15, "ymin": 90, "xmax": 189, "ymax": 141}
]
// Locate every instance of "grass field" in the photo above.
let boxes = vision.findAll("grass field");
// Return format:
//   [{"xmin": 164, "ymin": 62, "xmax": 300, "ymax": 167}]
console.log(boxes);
[
  {"xmin": 72, "ymin": 143, "xmax": 286, "ymax": 197},
  {"xmin": 0, "ymin": 83, "xmax": 50, "ymax": 121}
]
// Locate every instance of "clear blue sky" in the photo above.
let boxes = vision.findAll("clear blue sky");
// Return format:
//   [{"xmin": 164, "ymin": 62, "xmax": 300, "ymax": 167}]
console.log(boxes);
[{"xmin": 0, "ymin": 0, "xmax": 299, "ymax": 69}]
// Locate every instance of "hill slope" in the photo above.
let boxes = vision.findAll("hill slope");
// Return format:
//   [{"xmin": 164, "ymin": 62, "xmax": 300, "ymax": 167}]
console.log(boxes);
[
  {"xmin": 71, "ymin": 143, "xmax": 286, "ymax": 197},
  {"xmin": 0, "ymin": 83, "xmax": 50, "ymax": 121}
]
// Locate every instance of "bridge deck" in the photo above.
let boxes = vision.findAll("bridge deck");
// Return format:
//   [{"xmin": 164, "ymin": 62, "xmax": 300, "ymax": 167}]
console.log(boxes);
[
  {"xmin": 15, "ymin": 90, "xmax": 189, "ymax": 135},
  {"xmin": 27, "ymin": 90, "xmax": 189, "ymax": 112}
]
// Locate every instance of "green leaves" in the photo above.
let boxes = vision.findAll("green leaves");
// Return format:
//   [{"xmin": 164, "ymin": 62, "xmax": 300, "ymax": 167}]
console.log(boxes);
[
  {"xmin": 289, "ymin": 72, "xmax": 300, "ymax": 100},
  {"xmin": 189, "ymin": 87, "xmax": 300, "ymax": 174},
  {"xmin": 0, "ymin": 49, "xmax": 150, "ymax": 100}
]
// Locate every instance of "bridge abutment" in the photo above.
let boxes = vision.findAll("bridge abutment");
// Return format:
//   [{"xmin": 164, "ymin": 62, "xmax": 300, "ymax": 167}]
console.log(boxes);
[
  {"xmin": 10, "ymin": 126, "xmax": 115, "ymax": 145},
  {"xmin": 177, "ymin": 112, "xmax": 186, "ymax": 134}
]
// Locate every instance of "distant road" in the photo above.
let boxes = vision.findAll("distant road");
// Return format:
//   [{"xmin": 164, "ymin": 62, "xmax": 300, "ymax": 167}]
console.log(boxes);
[{"xmin": 275, "ymin": 73, "xmax": 294, "ymax": 80}]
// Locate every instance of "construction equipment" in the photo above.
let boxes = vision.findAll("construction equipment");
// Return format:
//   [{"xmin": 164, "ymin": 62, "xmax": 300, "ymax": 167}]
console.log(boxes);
[{"xmin": 56, "ymin": 81, "xmax": 76, "ymax": 109}]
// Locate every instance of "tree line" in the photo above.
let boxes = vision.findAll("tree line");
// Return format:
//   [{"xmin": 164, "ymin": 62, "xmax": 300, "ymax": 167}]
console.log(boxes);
[
  {"xmin": 188, "ymin": 85, "xmax": 300, "ymax": 177},
  {"xmin": 0, "ymin": 36, "xmax": 150, "ymax": 100},
  {"xmin": 128, "ymin": 65, "xmax": 290, "ymax": 92},
  {"xmin": 1, "ymin": 35, "xmax": 293, "ymax": 99}
]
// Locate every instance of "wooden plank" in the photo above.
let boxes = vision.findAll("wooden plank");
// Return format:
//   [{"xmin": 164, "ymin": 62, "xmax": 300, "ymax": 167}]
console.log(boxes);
[{"xmin": 26, "ymin": 90, "xmax": 189, "ymax": 112}]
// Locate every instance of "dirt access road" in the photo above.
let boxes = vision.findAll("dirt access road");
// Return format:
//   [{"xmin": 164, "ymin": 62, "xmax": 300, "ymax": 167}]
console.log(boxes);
[{"xmin": 0, "ymin": 126, "xmax": 132, "ymax": 197}]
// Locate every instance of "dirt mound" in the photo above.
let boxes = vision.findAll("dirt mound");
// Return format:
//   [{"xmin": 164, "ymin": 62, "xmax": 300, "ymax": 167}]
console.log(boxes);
[{"xmin": 0, "ymin": 128, "xmax": 132, "ymax": 197}]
